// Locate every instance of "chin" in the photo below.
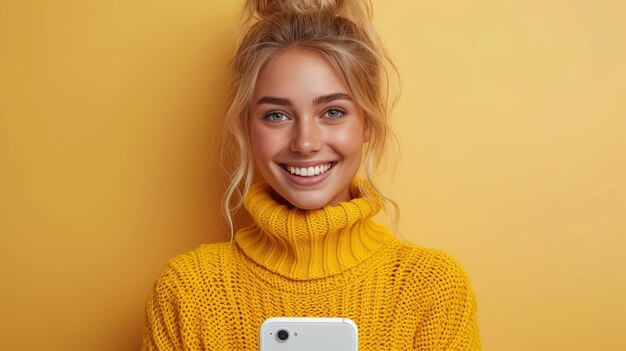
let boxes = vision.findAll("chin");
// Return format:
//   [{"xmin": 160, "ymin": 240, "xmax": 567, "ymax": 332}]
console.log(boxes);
[
  {"xmin": 261, "ymin": 168, "xmax": 353, "ymax": 210},
  {"xmin": 289, "ymin": 201, "xmax": 326, "ymax": 210},
  {"xmin": 281, "ymin": 194, "xmax": 329, "ymax": 210}
]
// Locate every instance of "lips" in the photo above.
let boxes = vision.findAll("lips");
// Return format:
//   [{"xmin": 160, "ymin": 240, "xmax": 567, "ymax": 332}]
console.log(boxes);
[{"xmin": 280, "ymin": 162, "xmax": 334, "ymax": 177}]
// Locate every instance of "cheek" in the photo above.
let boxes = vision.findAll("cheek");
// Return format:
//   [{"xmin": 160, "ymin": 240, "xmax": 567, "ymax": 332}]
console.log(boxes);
[
  {"xmin": 250, "ymin": 124, "xmax": 279, "ymax": 162},
  {"xmin": 331, "ymin": 126, "xmax": 366, "ymax": 155},
  {"xmin": 250, "ymin": 127, "xmax": 265, "ymax": 162}
]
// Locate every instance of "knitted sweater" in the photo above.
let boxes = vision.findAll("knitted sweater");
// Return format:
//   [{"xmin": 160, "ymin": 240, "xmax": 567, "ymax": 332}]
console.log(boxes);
[{"xmin": 142, "ymin": 180, "xmax": 480, "ymax": 350}]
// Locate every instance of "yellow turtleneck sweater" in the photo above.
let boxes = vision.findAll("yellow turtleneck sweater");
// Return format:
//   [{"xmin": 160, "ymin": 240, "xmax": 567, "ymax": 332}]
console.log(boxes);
[{"xmin": 142, "ymin": 180, "xmax": 480, "ymax": 350}]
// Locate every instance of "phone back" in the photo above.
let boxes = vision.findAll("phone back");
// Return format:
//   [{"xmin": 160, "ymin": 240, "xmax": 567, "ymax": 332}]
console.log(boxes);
[{"xmin": 259, "ymin": 317, "xmax": 358, "ymax": 351}]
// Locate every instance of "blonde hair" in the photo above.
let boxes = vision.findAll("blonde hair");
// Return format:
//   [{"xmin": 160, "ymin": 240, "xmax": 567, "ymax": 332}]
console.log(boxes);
[{"xmin": 218, "ymin": 0, "xmax": 401, "ymax": 237}]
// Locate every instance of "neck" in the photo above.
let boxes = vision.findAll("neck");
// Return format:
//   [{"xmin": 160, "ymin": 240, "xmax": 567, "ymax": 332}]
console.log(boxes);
[{"xmin": 234, "ymin": 180, "xmax": 399, "ymax": 280}]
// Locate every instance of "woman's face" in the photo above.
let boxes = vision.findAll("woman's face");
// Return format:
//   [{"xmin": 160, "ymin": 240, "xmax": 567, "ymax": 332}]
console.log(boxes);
[{"xmin": 250, "ymin": 48, "xmax": 370, "ymax": 210}]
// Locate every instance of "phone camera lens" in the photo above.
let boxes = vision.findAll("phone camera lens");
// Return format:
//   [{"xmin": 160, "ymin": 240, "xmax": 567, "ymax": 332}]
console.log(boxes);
[{"xmin": 276, "ymin": 329, "xmax": 289, "ymax": 342}]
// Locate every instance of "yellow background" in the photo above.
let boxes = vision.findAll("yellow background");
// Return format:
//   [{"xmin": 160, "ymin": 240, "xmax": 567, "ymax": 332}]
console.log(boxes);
[{"xmin": 1, "ymin": 0, "xmax": 624, "ymax": 349}]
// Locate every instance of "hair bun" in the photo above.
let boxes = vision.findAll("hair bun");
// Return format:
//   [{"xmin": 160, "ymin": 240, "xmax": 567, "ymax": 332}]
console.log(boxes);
[
  {"xmin": 253, "ymin": 0, "xmax": 342, "ymax": 16},
  {"xmin": 245, "ymin": 0, "xmax": 374, "ymax": 33}
]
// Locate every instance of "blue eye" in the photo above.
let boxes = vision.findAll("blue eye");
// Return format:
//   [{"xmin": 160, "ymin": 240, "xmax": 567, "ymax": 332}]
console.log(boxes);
[
  {"xmin": 265, "ymin": 111, "xmax": 287, "ymax": 122},
  {"xmin": 324, "ymin": 108, "xmax": 345, "ymax": 119}
]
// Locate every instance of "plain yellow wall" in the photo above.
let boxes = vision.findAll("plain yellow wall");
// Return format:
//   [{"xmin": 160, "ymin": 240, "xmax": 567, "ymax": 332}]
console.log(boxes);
[{"xmin": 1, "ymin": 0, "xmax": 624, "ymax": 350}]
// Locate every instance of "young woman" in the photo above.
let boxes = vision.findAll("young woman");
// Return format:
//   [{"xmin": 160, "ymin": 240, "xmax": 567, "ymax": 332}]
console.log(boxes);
[{"xmin": 142, "ymin": 0, "xmax": 480, "ymax": 350}]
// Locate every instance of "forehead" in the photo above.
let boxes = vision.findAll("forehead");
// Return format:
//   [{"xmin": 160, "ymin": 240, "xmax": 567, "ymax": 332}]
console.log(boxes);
[{"xmin": 254, "ymin": 48, "xmax": 351, "ymax": 101}]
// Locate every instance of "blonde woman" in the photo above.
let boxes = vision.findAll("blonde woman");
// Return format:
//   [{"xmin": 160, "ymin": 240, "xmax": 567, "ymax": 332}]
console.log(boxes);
[{"xmin": 142, "ymin": 0, "xmax": 480, "ymax": 350}]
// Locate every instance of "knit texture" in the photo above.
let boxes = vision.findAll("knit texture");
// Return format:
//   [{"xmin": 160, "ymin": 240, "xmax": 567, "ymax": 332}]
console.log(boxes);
[{"xmin": 142, "ymin": 180, "xmax": 480, "ymax": 350}]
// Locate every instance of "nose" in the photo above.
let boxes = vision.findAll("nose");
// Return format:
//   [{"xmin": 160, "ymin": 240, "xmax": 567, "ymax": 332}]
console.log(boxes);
[{"xmin": 290, "ymin": 118, "xmax": 323, "ymax": 155}]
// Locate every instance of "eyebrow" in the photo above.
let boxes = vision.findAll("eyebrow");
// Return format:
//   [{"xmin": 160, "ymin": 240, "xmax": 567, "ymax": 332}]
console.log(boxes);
[
  {"xmin": 256, "ymin": 96, "xmax": 292, "ymax": 106},
  {"xmin": 256, "ymin": 93, "xmax": 352, "ymax": 107},
  {"xmin": 313, "ymin": 93, "xmax": 352, "ymax": 106}
]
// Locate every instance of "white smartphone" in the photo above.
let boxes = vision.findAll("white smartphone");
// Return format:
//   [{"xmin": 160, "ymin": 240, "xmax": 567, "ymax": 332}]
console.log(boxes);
[{"xmin": 259, "ymin": 317, "xmax": 358, "ymax": 351}]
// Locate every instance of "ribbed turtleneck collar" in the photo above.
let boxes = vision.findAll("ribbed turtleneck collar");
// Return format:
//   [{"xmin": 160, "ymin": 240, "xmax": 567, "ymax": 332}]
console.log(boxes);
[{"xmin": 234, "ymin": 178, "xmax": 399, "ymax": 280}]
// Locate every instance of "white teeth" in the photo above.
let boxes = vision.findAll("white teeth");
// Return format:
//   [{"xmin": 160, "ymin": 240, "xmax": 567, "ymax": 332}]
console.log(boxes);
[{"xmin": 283, "ymin": 163, "xmax": 333, "ymax": 177}]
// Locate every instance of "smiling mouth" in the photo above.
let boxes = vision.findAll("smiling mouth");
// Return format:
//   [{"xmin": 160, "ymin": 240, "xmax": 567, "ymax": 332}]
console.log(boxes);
[{"xmin": 280, "ymin": 162, "xmax": 334, "ymax": 177}]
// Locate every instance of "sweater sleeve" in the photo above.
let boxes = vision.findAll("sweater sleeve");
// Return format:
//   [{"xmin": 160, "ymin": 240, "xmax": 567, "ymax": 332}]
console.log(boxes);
[
  {"xmin": 414, "ymin": 251, "xmax": 481, "ymax": 350},
  {"xmin": 141, "ymin": 261, "xmax": 187, "ymax": 351}
]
